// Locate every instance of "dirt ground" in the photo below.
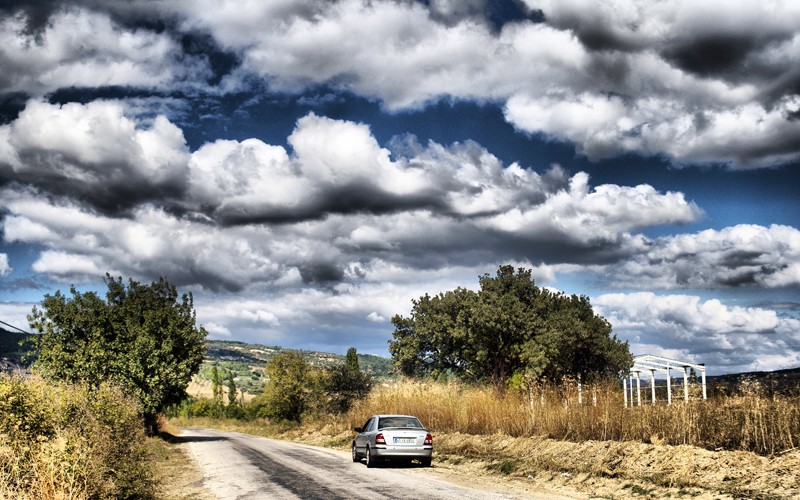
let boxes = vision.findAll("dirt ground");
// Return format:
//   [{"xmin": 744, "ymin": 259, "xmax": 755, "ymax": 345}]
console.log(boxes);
[
  {"xmin": 151, "ymin": 435, "xmax": 215, "ymax": 500},
  {"xmin": 269, "ymin": 426, "xmax": 800, "ymax": 500},
  {"xmin": 161, "ymin": 418, "xmax": 799, "ymax": 499}
]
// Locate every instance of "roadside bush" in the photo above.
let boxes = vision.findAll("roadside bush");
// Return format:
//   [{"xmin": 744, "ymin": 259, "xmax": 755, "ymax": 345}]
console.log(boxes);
[
  {"xmin": 224, "ymin": 403, "xmax": 244, "ymax": 420},
  {"xmin": 0, "ymin": 374, "xmax": 154, "ymax": 500},
  {"xmin": 250, "ymin": 351, "xmax": 327, "ymax": 422},
  {"xmin": 189, "ymin": 398, "xmax": 220, "ymax": 418}
]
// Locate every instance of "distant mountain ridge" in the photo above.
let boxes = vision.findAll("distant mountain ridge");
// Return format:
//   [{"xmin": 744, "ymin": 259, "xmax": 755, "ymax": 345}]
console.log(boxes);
[
  {"xmin": 191, "ymin": 340, "xmax": 395, "ymax": 397},
  {"xmin": 203, "ymin": 340, "xmax": 393, "ymax": 377}
]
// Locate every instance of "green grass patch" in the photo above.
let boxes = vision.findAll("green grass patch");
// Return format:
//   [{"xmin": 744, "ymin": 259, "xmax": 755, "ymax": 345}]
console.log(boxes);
[{"xmin": 486, "ymin": 459, "xmax": 522, "ymax": 475}]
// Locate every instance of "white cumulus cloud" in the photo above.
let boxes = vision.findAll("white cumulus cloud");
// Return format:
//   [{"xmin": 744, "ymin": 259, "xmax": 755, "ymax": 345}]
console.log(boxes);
[
  {"xmin": 0, "ymin": 253, "xmax": 11, "ymax": 277},
  {"xmin": 587, "ymin": 224, "xmax": 800, "ymax": 289},
  {"xmin": 0, "ymin": 8, "xmax": 210, "ymax": 96}
]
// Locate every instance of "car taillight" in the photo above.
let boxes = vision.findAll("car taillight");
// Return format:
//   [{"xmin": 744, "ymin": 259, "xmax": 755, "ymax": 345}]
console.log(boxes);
[
  {"xmin": 375, "ymin": 433, "xmax": 386, "ymax": 445},
  {"xmin": 424, "ymin": 434, "xmax": 432, "ymax": 445}
]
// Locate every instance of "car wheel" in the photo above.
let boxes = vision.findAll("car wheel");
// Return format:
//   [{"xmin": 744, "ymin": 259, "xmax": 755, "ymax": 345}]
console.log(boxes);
[
  {"xmin": 365, "ymin": 446, "xmax": 376, "ymax": 468},
  {"xmin": 352, "ymin": 443, "xmax": 360, "ymax": 462},
  {"xmin": 420, "ymin": 457, "xmax": 432, "ymax": 467}
]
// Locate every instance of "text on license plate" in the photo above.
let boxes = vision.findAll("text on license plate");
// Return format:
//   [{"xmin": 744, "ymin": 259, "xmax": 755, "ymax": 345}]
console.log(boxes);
[{"xmin": 394, "ymin": 438, "xmax": 415, "ymax": 444}]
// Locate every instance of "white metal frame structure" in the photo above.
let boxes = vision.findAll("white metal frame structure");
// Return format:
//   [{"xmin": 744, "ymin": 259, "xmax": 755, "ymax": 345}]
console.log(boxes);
[{"xmin": 623, "ymin": 354, "xmax": 706, "ymax": 406}]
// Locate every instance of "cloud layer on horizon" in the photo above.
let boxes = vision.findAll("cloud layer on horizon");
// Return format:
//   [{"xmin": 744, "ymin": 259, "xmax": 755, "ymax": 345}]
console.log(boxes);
[{"xmin": 594, "ymin": 292, "xmax": 800, "ymax": 373}]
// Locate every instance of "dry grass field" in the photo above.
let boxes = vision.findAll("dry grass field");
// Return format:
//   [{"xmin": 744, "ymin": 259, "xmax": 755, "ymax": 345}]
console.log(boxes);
[
  {"xmin": 345, "ymin": 379, "xmax": 800, "ymax": 455},
  {"xmin": 173, "ymin": 377, "xmax": 800, "ymax": 498}
]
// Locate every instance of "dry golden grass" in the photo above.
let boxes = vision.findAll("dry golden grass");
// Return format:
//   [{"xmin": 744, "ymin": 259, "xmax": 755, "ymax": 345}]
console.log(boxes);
[
  {"xmin": 170, "ymin": 378, "xmax": 800, "ymax": 499},
  {"xmin": 0, "ymin": 374, "xmax": 155, "ymax": 500},
  {"xmin": 345, "ymin": 379, "xmax": 800, "ymax": 455}
]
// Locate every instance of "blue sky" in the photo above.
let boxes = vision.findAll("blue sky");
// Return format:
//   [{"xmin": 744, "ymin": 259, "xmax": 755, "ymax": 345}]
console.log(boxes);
[{"xmin": 1, "ymin": 0, "xmax": 799, "ymax": 374}]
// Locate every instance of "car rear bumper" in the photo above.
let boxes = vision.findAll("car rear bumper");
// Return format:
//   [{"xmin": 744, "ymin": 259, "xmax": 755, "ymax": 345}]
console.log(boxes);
[{"xmin": 371, "ymin": 446, "xmax": 432, "ymax": 460}]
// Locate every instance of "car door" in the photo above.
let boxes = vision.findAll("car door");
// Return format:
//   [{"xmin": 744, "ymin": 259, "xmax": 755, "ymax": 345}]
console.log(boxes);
[{"xmin": 356, "ymin": 417, "xmax": 374, "ymax": 453}]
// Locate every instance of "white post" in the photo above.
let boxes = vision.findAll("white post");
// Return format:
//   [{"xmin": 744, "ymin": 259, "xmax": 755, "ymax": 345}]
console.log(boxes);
[
  {"xmin": 636, "ymin": 372, "xmax": 642, "ymax": 406},
  {"xmin": 683, "ymin": 366, "xmax": 689, "ymax": 402},
  {"xmin": 578, "ymin": 373, "xmax": 582, "ymax": 405},
  {"xmin": 650, "ymin": 369, "xmax": 656, "ymax": 404},
  {"xmin": 701, "ymin": 366, "xmax": 707, "ymax": 400},
  {"xmin": 666, "ymin": 366, "xmax": 672, "ymax": 405},
  {"xmin": 623, "ymin": 378, "xmax": 628, "ymax": 407},
  {"xmin": 593, "ymin": 384, "xmax": 597, "ymax": 406},
  {"xmin": 630, "ymin": 376, "xmax": 634, "ymax": 405}
]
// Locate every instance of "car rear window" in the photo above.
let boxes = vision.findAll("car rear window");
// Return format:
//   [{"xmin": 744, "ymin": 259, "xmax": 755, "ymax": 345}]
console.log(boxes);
[{"xmin": 378, "ymin": 417, "xmax": 423, "ymax": 429}]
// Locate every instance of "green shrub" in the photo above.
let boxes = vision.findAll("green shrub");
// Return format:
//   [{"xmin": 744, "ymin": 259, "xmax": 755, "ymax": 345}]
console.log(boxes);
[
  {"xmin": 225, "ymin": 403, "xmax": 246, "ymax": 420},
  {"xmin": 189, "ymin": 398, "xmax": 221, "ymax": 418}
]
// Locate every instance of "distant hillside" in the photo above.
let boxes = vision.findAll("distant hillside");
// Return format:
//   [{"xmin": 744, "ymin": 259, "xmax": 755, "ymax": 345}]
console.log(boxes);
[
  {"xmin": 204, "ymin": 340, "xmax": 393, "ymax": 375},
  {"xmin": 706, "ymin": 366, "xmax": 800, "ymax": 390},
  {"xmin": 192, "ymin": 340, "xmax": 395, "ymax": 397},
  {"xmin": 0, "ymin": 327, "xmax": 34, "ymax": 373}
]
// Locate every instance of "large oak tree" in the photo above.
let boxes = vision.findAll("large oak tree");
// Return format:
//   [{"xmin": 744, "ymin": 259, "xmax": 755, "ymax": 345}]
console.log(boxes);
[{"xmin": 389, "ymin": 265, "xmax": 632, "ymax": 383}]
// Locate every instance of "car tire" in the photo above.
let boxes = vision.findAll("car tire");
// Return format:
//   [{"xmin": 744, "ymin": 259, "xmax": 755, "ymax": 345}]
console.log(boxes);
[
  {"xmin": 420, "ymin": 457, "xmax": 432, "ymax": 467},
  {"xmin": 365, "ymin": 447, "xmax": 376, "ymax": 468},
  {"xmin": 352, "ymin": 443, "xmax": 360, "ymax": 462}
]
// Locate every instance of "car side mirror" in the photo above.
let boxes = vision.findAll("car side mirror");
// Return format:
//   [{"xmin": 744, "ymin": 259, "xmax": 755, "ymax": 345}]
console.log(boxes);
[{"xmin": 354, "ymin": 427, "xmax": 362, "ymax": 433}]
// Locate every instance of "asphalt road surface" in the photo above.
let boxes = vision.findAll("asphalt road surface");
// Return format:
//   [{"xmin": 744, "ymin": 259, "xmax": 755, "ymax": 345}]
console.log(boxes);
[{"xmin": 181, "ymin": 428, "xmax": 551, "ymax": 500}]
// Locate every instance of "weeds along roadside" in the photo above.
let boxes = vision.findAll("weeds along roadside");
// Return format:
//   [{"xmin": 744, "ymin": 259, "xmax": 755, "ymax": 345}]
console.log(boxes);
[
  {"xmin": 171, "ymin": 378, "xmax": 800, "ymax": 498},
  {"xmin": 0, "ymin": 374, "xmax": 156, "ymax": 500},
  {"xmin": 174, "ymin": 377, "xmax": 800, "ymax": 455}
]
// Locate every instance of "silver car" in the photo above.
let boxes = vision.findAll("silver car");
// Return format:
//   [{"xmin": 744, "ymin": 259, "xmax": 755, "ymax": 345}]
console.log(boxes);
[{"xmin": 352, "ymin": 414, "xmax": 433, "ymax": 467}]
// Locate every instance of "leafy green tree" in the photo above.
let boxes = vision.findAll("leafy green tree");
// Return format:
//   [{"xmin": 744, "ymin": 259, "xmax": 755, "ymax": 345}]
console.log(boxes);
[
  {"xmin": 224, "ymin": 371, "xmax": 246, "ymax": 419},
  {"xmin": 28, "ymin": 275, "xmax": 207, "ymax": 433},
  {"xmin": 227, "ymin": 371, "xmax": 237, "ymax": 406},
  {"xmin": 251, "ymin": 350, "xmax": 315, "ymax": 421},
  {"xmin": 345, "ymin": 347, "xmax": 359, "ymax": 371},
  {"xmin": 328, "ymin": 347, "xmax": 373, "ymax": 413},
  {"xmin": 389, "ymin": 265, "xmax": 632, "ymax": 383},
  {"xmin": 190, "ymin": 398, "xmax": 220, "ymax": 418},
  {"xmin": 211, "ymin": 366, "xmax": 221, "ymax": 401},
  {"xmin": 210, "ymin": 366, "xmax": 226, "ymax": 415}
]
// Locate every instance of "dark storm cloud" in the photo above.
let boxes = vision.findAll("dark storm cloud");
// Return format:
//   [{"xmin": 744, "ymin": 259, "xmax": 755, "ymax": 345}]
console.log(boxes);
[
  {"xmin": 662, "ymin": 34, "xmax": 762, "ymax": 78},
  {"xmin": 0, "ymin": 148, "xmax": 189, "ymax": 216},
  {"xmin": 215, "ymin": 184, "xmax": 448, "ymax": 226},
  {"xmin": 4, "ymin": 1, "xmax": 800, "ymax": 166},
  {"xmin": 0, "ymin": 100, "xmax": 191, "ymax": 217},
  {"xmin": 297, "ymin": 262, "xmax": 345, "ymax": 285},
  {"xmin": 0, "ymin": 0, "xmax": 61, "ymax": 34}
]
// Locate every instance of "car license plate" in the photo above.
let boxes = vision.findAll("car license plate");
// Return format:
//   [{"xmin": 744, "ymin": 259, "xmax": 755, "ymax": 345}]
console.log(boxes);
[{"xmin": 394, "ymin": 438, "xmax": 415, "ymax": 444}]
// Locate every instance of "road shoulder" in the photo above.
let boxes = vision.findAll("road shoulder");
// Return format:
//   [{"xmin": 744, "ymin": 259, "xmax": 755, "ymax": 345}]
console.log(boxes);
[{"xmin": 151, "ymin": 433, "xmax": 216, "ymax": 500}]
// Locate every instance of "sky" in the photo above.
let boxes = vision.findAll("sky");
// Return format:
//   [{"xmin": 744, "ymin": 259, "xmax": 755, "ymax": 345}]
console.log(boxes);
[{"xmin": 1, "ymin": 0, "xmax": 799, "ymax": 375}]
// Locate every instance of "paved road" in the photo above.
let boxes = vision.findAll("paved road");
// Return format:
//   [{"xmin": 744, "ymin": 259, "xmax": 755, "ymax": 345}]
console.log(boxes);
[{"xmin": 181, "ymin": 428, "xmax": 543, "ymax": 500}]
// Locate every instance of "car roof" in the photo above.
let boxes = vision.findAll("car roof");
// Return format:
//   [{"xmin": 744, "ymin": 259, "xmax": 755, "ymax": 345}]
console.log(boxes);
[{"xmin": 370, "ymin": 414, "xmax": 419, "ymax": 419}]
